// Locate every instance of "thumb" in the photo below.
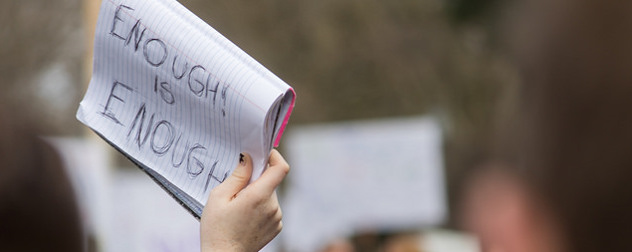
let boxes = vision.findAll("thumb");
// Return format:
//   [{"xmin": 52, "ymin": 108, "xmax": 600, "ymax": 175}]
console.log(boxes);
[{"xmin": 211, "ymin": 153, "xmax": 253, "ymax": 199}]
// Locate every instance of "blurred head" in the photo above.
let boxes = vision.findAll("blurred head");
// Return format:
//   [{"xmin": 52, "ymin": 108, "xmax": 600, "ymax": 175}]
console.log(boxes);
[
  {"xmin": 320, "ymin": 238, "xmax": 355, "ymax": 252},
  {"xmin": 464, "ymin": 0, "xmax": 632, "ymax": 252},
  {"xmin": 0, "ymin": 107, "xmax": 82, "ymax": 252}
]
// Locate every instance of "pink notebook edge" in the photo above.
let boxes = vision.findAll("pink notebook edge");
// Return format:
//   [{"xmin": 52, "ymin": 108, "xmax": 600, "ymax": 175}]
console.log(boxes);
[{"xmin": 273, "ymin": 87, "xmax": 296, "ymax": 147}]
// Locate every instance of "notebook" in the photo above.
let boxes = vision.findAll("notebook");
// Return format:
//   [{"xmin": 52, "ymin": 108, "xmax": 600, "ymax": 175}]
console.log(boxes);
[{"xmin": 77, "ymin": 0, "xmax": 295, "ymax": 219}]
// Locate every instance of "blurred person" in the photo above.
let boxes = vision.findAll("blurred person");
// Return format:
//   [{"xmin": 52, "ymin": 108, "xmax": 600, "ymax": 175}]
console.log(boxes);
[
  {"xmin": 0, "ymin": 106, "xmax": 289, "ymax": 252},
  {"xmin": 318, "ymin": 232, "xmax": 423, "ymax": 252},
  {"xmin": 0, "ymin": 108, "xmax": 83, "ymax": 251},
  {"xmin": 381, "ymin": 233, "xmax": 421, "ymax": 252},
  {"xmin": 352, "ymin": 232, "xmax": 381, "ymax": 252},
  {"xmin": 463, "ymin": 0, "xmax": 632, "ymax": 252},
  {"xmin": 319, "ymin": 238, "xmax": 355, "ymax": 252}
]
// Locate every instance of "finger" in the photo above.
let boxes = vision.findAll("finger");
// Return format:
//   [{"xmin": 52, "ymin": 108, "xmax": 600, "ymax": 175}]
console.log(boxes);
[
  {"xmin": 268, "ymin": 149, "xmax": 289, "ymax": 170},
  {"xmin": 249, "ymin": 150, "xmax": 289, "ymax": 195},
  {"xmin": 211, "ymin": 153, "xmax": 253, "ymax": 199}
]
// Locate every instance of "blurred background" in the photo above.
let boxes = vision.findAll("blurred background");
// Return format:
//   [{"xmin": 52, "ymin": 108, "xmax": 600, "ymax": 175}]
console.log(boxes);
[{"xmin": 1, "ymin": 0, "xmax": 518, "ymax": 251}]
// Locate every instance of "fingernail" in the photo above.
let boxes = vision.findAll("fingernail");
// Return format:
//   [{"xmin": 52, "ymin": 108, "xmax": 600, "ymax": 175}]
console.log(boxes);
[{"xmin": 239, "ymin": 153, "xmax": 245, "ymax": 165}]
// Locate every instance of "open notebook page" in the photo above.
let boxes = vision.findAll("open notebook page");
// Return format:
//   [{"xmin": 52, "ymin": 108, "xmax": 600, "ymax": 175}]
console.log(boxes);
[{"xmin": 77, "ymin": 0, "xmax": 295, "ymax": 218}]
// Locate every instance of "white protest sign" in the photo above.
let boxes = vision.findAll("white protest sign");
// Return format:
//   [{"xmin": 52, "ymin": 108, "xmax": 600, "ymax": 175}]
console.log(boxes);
[
  {"xmin": 282, "ymin": 117, "xmax": 446, "ymax": 252},
  {"xmin": 77, "ymin": 0, "xmax": 295, "ymax": 218}
]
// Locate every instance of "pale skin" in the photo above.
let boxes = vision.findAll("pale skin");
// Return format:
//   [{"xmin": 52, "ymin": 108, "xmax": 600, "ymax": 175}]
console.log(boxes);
[
  {"xmin": 463, "ymin": 169, "xmax": 565, "ymax": 252},
  {"xmin": 200, "ymin": 150, "xmax": 290, "ymax": 252}
]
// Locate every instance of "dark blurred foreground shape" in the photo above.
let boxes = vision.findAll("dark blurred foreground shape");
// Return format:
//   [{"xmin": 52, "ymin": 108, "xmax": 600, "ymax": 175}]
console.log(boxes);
[
  {"xmin": 0, "ymin": 107, "xmax": 83, "ymax": 252},
  {"xmin": 465, "ymin": 0, "xmax": 632, "ymax": 252}
]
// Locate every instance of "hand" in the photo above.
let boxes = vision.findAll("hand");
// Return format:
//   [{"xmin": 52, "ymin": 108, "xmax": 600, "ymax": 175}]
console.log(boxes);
[{"xmin": 200, "ymin": 150, "xmax": 290, "ymax": 252}]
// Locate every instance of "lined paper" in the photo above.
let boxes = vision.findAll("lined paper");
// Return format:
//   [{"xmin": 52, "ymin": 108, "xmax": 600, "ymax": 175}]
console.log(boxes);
[{"xmin": 77, "ymin": 0, "xmax": 295, "ymax": 218}]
